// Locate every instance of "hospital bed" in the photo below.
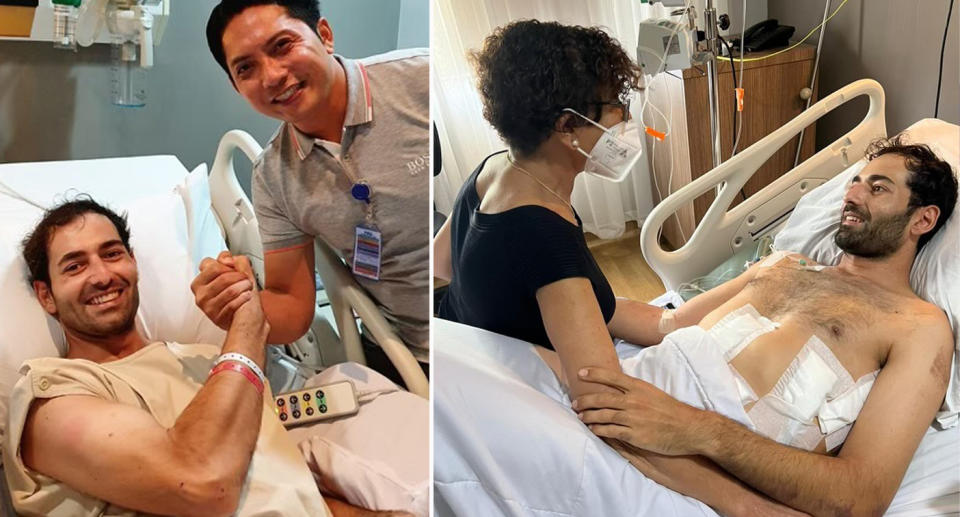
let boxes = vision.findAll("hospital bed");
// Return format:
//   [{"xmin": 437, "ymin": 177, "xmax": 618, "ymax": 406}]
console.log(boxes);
[
  {"xmin": 0, "ymin": 130, "xmax": 428, "ymax": 514},
  {"xmin": 434, "ymin": 79, "xmax": 960, "ymax": 516}
]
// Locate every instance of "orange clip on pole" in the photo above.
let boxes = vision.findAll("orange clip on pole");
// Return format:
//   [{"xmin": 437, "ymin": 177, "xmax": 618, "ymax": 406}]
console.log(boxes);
[
  {"xmin": 645, "ymin": 126, "xmax": 666, "ymax": 141},
  {"xmin": 736, "ymin": 88, "xmax": 745, "ymax": 112}
]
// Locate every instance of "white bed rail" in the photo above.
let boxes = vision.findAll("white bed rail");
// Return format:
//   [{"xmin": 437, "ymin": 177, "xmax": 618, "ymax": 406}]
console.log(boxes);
[
  {"xmin": 314, "ymin": 240, "xmax": 429, "ymax": 398},
  {"xmin": 641, "ymin": 79, "xmax": 887, "ymax": 291},
  {"xmin": 209, "ymin": 130, "xmax": 267, "ymax": 282},
  {"xmin": 208, "ymin": 130, "xmax": 428, "ymax": 398}
]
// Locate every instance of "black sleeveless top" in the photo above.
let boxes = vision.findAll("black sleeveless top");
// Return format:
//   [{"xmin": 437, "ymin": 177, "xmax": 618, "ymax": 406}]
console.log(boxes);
[{"xmin": 437, "ymin": 151, "xmax": 616, "ymax": 350}]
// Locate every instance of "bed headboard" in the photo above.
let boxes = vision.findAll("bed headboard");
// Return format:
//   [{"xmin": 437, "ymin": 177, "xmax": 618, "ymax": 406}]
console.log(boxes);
[{"xmin": 641, "ymin": 79, "xmax": 887, "ymax": 291}]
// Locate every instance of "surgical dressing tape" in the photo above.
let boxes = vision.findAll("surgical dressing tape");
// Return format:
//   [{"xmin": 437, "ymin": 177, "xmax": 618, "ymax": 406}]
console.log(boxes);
[
  {"xmin": 709, "ymin": 304, "xmax": 879, "ymax": 452},
  {"xmin": 774, "ymin": 347, "xmax": 838, "ymax": 421},
  {"xmin": 818, "ymin": 372, "xmax": 878, "ymax": 434},
  {"xmin": 709, "ymin": 304, "xmax": 779, "ymax": 362},
  {"xmin": 658, "ymin": 308, "xmax": 678, "ymax": 334}
]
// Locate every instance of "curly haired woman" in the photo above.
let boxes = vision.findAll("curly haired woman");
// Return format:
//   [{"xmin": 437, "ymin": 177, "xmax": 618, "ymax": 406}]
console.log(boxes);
[{"xmin": 434, "ymin": 20, "xmax": 667, "ymax": 400}]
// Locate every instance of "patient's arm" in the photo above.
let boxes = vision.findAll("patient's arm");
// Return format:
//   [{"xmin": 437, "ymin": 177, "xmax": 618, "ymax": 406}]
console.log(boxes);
[
  {"xmin": 193, "ymin": 243, "xmax": 317, "ymax": 344},
  {"xmin": 609, "ymin": 444, "xmax": 809, "ymax": 517},
  {"xmin": 537, "ymin": 277, "xmax": 623, "ymax": 399},
  {"xmin": 671, "ymin": 257, "xmax": 766, "ymax": 327},
  {"xmin": 578, "ymin": 311, "xmax": 953, "ymax": 516},
  {"xmin": 694, "ymin": 312, "xmax": 953, "ymax": 516},
  {"xmin": 606, "ymin": 258, "xmax": 770, "ymax": 346},
  {"xmin": 22, "ymin": 258, "xmax": 271, "ymax": 517}
]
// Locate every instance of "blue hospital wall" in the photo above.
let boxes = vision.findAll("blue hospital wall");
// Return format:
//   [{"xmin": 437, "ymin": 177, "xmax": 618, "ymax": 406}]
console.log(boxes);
[
  {"xmin": 0, "ymin": 0, "xmax": 429, "ymax": 196},
  {"xmin": 769, "ymin": 0, "xmax": 960, "ymax": 148}
]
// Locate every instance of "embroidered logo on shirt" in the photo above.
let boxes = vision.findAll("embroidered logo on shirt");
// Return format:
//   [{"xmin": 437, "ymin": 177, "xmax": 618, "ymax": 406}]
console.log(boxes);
[{"xmin": 404, "ymin": 153, "xmax": 430, "ymax": 176}]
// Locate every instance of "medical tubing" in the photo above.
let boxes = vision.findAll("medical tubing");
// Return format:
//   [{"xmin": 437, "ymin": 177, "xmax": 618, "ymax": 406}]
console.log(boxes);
[
  {"xmin": 728, "ymin": 0, "xmax": 849, "ymax": 63},
  {"xmin": 794, "ymin": 0, "xmax": 832, "ymax": 169},
  {"xmin": 718, "ymin": 35, "xmax": 749, "ymax": 202},
  {"xmin": 0, "ymin": 179, "xmax": 48, "ymax": 210},
  {"xmin": 664, "ymin": 76, "xmax": 686, "ymax": 244},
  {"xmin": 935, "ymin": 0, "xmax": 955, "ymax": 118},
  {"xmin": 731, "ymin": 0, "xmax": 746, "ymax": 156}
]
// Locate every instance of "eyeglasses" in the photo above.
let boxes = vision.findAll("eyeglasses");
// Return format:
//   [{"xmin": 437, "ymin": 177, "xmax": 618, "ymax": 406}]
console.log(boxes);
[{"xmin": 590, "ymin": 95, "xmax": 632, "ymax": 122}]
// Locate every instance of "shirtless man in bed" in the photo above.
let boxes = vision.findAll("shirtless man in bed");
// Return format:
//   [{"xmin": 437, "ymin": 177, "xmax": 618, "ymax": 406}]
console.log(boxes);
[
  {"xmin": 3, "ymin": 198, "xmax": 410, "ymax": 516},
  {"xmin": 569, "ymin": 137, "xmax": 957, "ymax": 516}
]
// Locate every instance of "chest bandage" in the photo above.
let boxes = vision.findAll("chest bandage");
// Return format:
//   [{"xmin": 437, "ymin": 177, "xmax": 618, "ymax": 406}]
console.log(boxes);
[{"xmin": 708, "ymin": 304, "xmax": 878, "ymax": 451}]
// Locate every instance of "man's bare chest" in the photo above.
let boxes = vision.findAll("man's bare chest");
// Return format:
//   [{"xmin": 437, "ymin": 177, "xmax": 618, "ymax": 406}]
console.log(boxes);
[{"xmin": 744, "ymin": 266, "xmax": 902, "ymax": 350}]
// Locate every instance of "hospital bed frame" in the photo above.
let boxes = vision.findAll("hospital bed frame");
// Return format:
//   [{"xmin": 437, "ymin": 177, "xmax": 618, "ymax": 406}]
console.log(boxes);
[
  {"xmin": 207, "ymin": 130, "xmax": 429, "ymax": 398},
  {"xmin": 0, "ymin": 131, "xmax": 429, "ymax": 515},
  {"xmin": 641, "ymin": 79, "xmax": 886, "ymax": 291}
]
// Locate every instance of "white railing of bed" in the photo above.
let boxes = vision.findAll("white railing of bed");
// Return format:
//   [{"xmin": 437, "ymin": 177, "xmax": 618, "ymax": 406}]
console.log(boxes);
[
  {"xmin": 208, "ymin": 130, "xmax": 428, "ymax": 398},
  {"xmin": 641, "ymin": 79, "xmax": 887, "ymax": 291}
]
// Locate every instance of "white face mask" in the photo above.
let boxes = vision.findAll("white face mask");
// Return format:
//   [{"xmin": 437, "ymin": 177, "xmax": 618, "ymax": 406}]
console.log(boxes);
[{"xmin": 564, "ymin": 108, "xmax": 644, "ymax": 182}]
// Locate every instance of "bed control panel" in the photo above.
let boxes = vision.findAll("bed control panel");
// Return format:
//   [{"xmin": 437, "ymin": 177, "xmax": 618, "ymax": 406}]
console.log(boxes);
[{"xmin": 274, "ymin": 380, "xmax": 359, "ymax": 427}]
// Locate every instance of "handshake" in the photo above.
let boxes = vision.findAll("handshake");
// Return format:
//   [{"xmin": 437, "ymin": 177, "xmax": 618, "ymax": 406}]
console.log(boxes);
[{"xmin": 190, "ymin": 251, "xmax": 268, "ymax": 338}]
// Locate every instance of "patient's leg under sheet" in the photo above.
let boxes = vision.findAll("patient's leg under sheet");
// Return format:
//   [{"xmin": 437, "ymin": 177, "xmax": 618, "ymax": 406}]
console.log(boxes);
[
  {"xmin": 434, "ymin": 321, "xmax": 729, "ymax": 517},
  {"xmin": 283, "ymin": 363, "xmax": 429, "ymax": 517}
]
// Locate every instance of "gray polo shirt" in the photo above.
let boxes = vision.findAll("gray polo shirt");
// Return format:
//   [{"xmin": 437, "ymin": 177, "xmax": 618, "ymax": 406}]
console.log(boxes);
[{"xmin": 251, "ymin": 48, "xmax": 430, "ymax": 357}]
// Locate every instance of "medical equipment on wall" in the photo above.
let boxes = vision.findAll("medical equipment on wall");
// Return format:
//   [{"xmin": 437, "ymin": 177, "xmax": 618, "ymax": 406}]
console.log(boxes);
[
  {"xmin": 1, "ymin": 0, "xmax": 169, "ymax": 107},
  {"xmin": 638, "ymin": 1, "xmax": 733, "ymax": 170}
]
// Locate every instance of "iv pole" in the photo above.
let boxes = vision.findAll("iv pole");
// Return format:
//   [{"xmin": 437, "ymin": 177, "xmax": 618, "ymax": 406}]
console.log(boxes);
[{"xmin": 703, "ymin": 0, "xmax": 724, "ymax": 170}]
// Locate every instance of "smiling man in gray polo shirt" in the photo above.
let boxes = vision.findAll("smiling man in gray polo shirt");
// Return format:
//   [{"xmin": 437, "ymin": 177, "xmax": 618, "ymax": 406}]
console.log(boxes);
[{"xmin": 197, "ymin": 0, "xmax": 430, "ymax": 377}]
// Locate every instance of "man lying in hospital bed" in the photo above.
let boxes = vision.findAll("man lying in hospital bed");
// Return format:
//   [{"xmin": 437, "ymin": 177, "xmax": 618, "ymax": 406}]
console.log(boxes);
[
  {"xmin": 567, "ymin": 135, "xmax": 957, "ymax": 516},
  {"xmin": 436, "ymin": 118, "xmax": 960, "ymax": 515},
  {"xmin": 1, "ymin": 198, "xmax": 417, "ymax": 517}
]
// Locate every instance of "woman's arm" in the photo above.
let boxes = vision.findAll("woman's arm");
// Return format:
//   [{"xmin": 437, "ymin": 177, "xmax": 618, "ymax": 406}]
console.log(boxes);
[
  {"xmin": 433, "ymin": 216, "xmax": 453, "ymax": 282},
  {"xmin": 606, "ymin": 298, "xmax": 666, "ymax": 346},
  {"xmin": 607, "ymin": 258, "xmax": 770, "ymax": 346},
  {"xmin": 536, "ymin": 277, "xmax": 622, "ymax": 399}
]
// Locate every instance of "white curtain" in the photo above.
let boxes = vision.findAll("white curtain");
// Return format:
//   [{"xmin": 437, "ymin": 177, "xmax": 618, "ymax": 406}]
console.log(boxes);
[{"xmin": 433, "ymin": 0, "xmax": 689, "ymax": 239}]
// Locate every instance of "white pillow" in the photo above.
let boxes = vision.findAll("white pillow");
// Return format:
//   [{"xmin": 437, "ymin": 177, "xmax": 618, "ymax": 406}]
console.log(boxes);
[
  {"xmin": 773, "ymin": 118, "xmax": 960, "ymax": 428},
  {"xmin": 177, "ymin": 164, "xmax": 230, "ymax": 271},
  {"xmin": 0, "ymin": 168, "xmax": 228, "ymax": 440},
  {"xmin": 284, "ymin": 363, "xmax": 429, "ymax": 517}
]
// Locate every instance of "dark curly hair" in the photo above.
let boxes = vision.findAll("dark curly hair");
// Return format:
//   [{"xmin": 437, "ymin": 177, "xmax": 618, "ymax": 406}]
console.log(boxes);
[
  {"xmin": 207, "ymin": 0, "xmax": 322, "ymax": 80},
  {"xmin": 471, "ymin": 20, "xmax": 642, "ymax": 157},
  {"xmin": 865, "ymin": 134, "xmax": 957, "ymax": 251},
  {"xmin": 21, "ymin": 196, "xmax": 132, "ymax": 286}
]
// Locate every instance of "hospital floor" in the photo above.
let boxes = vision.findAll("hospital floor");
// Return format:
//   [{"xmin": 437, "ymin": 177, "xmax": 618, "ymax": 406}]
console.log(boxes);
[{"xmin": 586, "ymin": 222, "xmax": 666, "ymax": 302}]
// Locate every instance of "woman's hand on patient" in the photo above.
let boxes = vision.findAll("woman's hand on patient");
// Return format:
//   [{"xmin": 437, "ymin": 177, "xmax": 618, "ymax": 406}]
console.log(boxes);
[
  {"xmin": 573, "ymin": 367, "xmax": 705, "ymax": 456},
  {"xmin": 191, "ymin": 250, "xmax": 255, "ymax": 330}
]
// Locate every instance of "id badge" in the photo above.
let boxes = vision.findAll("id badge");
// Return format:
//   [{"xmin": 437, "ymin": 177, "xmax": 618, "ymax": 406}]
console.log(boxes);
[{"xmin": 352, "ymin": 225, "xmax": 382, "ymax": 281}]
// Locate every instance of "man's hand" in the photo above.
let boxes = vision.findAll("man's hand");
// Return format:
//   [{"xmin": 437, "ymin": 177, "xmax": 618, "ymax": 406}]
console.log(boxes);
[
  {"xmin": 191, "ymin": 251, "xmax": 254, "ymax": 330},
  {"xmin": 573, "ymin": 367, "xmax": 705, "ymax": 456},
  {"xmin": 229, "ymin": 255, "xmax": 270, "ymax": 343}
]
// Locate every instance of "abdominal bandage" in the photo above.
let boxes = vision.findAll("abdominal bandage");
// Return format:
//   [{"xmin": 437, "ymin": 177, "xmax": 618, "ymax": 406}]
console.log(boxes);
[
  {"xmin": 658, "ymin": 308, "xmax": 678, "ymax": 334},
  {"xmin": 709, "ymin": 304, "xmax": 879, "ymax": 451}
]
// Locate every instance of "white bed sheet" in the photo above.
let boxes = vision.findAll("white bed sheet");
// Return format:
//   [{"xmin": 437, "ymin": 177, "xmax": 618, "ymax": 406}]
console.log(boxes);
[
  {"xmin": 434, "ymin": 318, "xmax": 960, "ymax": 516},
  {"xmin": 435, "ymin": 318, "xmax": 718, "ymax": 517}
]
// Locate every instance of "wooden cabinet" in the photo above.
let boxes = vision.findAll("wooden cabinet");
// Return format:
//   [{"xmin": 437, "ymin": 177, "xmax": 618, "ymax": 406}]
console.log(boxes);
[{"xmin": 646, "ymin": 44, "xmax": 818, "ymax": 249}]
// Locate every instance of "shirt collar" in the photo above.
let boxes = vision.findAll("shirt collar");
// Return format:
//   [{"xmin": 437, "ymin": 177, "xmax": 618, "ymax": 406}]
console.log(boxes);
[{"xmin": 287, "ymin": 54, "xmax": 374, "ymax": 161}]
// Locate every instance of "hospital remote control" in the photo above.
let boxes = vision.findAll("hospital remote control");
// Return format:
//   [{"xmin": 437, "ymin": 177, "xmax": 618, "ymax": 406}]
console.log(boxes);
[{"xmin": 274, "ymin": 381, "xmax": 359, "ymax": 427}]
